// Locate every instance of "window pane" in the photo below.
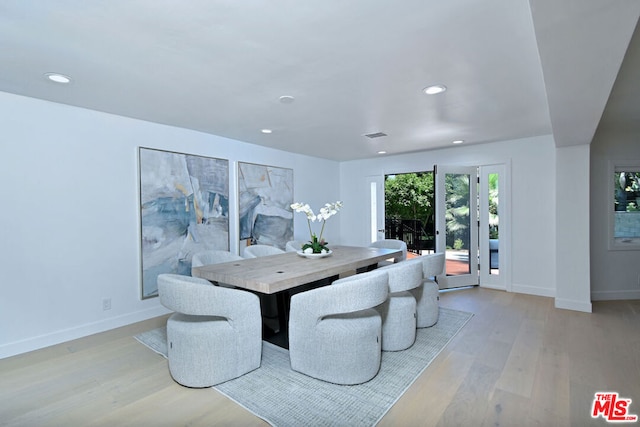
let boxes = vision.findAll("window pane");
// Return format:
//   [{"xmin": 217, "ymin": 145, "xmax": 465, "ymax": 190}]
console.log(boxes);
[
  {"xmin": 384, "ymin": 172, "xmax": 435, "ymax": 255},
  {"xmin": 488, "ymin": 173, "xmax": 499, "ymax": 275},
  {"xmin": 445, "ymin": 173, "xmax": 471, "ymax": 276},
  {"xmin": 613, "ymin": 171, "xmax": 640, "ymax": 245}
]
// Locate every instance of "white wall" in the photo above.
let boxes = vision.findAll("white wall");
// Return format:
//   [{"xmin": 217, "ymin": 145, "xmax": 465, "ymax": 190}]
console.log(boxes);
[
  {"xmin": 555, "ymin": 145, "xmax": 592, "ymax": 312},
  {"xmin": 339, "ymin": 136, "xmax": 558, "ymax": 298},
  {"xmin": 590, "ymin": 126, "xmax": 640, "ymax": 300},
  {"xmin": 0, "ymin": 92, "xmax": 340, "ymax": 358}
]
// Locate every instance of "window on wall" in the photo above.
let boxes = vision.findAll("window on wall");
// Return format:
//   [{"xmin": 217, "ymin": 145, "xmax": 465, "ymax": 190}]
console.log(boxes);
[{"xmin": 611, "ymin": 162, "xmax": 640, "ymax": 250}]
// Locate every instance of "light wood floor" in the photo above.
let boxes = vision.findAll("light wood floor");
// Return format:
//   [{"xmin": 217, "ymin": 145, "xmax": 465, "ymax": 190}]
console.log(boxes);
[{"xmin": 1, "ymin": 288, "xmax": 639, "ymax": 426}]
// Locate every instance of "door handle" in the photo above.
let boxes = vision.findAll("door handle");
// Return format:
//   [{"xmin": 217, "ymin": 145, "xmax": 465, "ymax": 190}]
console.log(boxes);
[{"xmin": 378, "ymin": 229, "xmax": 385, "ymax": 233}]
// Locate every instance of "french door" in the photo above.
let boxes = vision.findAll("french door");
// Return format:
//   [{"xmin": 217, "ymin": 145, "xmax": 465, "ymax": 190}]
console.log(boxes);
[
  {"xmin": 478, "ymin": 164, "xmax": 508, "ymax": 290},
  {"xmin": 435, "ymin": 165, "xmax": 478, "ymax": 289},
  {"xmin": 369, "ymin": 164, "xmax": 508, "ymax": 290}
]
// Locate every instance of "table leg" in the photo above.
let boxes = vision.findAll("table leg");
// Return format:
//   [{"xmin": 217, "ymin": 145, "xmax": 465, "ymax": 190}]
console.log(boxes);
[{"xmin": 264, "ymin": 276, "xmax": 340, "ymax": 349}]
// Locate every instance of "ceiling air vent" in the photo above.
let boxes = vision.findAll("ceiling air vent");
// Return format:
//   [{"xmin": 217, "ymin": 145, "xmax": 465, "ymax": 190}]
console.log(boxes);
[{"xmin": 363, "ymin": 132, "xmax": 388, "ymax": 139}]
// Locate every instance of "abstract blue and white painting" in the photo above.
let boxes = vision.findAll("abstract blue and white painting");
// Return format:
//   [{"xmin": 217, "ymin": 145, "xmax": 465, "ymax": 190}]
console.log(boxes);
[
  {"xmin": 238, "ymin": 162, "xmax": 293, "ymax": 251},
  {"xmin": 139, "ymin": 148, "xmax": 229, "ymax": 299}
]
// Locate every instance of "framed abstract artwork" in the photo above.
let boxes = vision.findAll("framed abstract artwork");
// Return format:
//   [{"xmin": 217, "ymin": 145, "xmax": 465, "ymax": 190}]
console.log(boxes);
[
  {"xmin": 238, "ymin": 162, "xmax": 293, "ymax": 252},
  {"xmin": 138, "ymin": 147, "xmax": 229, "ymax": 299}
]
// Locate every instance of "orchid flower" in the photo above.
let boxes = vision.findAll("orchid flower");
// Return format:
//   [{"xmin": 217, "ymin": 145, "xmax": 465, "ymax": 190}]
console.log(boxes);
[{"xmin": 290, "ymin": 201, "xmax": 343, "ymax": 253}]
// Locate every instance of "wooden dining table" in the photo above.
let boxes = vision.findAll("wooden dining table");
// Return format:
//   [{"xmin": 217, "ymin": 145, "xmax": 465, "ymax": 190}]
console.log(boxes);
[
  {"xmin": 191, "ymin": 245, "xmax": 402, "ymax": 294},
  {"xmin": 191, "ymin": 245, "xmax": 402, "ymax": 348}
]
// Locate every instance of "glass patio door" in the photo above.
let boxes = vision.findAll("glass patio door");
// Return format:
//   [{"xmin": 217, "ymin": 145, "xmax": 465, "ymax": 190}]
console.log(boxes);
[
  {"xmin": 435, "ymin": 165, "xmax": 478, "ymax": 289},
  {"xmin": 479, "ymin": 164, "xmax": 508, "ymax": 289}
]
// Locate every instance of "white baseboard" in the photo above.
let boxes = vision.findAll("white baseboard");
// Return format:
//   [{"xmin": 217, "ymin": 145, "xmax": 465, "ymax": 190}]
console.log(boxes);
[
  {"xmin": 555, "ymin": 298, "xmax": 593, "ymax": 313},
  {"xmin": 479, "ymin": 284, "xmax": 506, "ymax": 291},
  {"xmin": 0, "ymin": 306, "xmax": 171, "ymax": 360},
  {"xmin": 511, "ymin": 283, "xmax": 556, "ymax": 298},
  {"xmin": 591, "ymin": 289, "xmax": 640, "ymax": 301}
]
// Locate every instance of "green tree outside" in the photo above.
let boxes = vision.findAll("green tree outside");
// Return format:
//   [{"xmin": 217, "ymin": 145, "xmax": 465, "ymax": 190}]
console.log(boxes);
[
  {"xmin": 444, "ymin": 173, "xmax": 470, "ymax": 249},
  {"xmin": 385, "ymin": 172, "xmax": 434, "ymax": 226},
  {"xmin": 385, "ymin": 170, "xmax": 499, "ymax": 251}
]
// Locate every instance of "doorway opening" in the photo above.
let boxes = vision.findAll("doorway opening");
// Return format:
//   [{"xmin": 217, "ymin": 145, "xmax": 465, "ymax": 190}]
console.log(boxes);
[
  {"xmin": 384, "ymin": 171, "xmax": 436, "ymax": 257},
  {"xmin": 376, "ymin": 163, "xmax": 508, "ymax": 291},
  {"xmin": 383, "ymin": 169, "xmax": 473, "ymax": 280},
  {"xmin": 435, "ymin": 165, "xmax": 478, "ymax": 288}
]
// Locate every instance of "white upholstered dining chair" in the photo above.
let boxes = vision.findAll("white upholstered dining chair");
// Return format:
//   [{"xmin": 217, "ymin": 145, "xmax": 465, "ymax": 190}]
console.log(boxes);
[
  {"xmin": 369, "ymin": 239, "xmax": 408, "ymax": 267},
  {"xmin": 157, "ymin": 274, "xmax": 262, "ymax": 387},
  {"xmin": 242, "ymin": 244, "xmax": 285, "ymax": 258},
  {"xmin": 288, "ymin": 269, "xmax": 389, "ymax": 385},
  {"xmin": 191, "ymin": 250, "xmax": 243, "ymax": 269},
  {"xmin": 285, "ymin": 240, "xmax": 307, "ymax": 253},
  {"xmin": 191, "ymin": 250, "xmax": 244, "ymax": 288},
  {"xmin": 410, "ymin": 252, "xmax": 445, "ymax": 328},
  {"xmin": 376, "ymin": 258, "xmax": 423, "ymax": 351}
]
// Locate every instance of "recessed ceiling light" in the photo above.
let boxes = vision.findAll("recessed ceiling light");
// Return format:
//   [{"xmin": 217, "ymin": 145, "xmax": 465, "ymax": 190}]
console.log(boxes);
[
  {"xmin": 279, "ymin": 95, "xmax": 295, "ymax": 104},
  {"xmin": 452, "ymin": 140, "xmax": 464, "ymax": 144},
  {"xmin": 377, "ymin": 151, "xmax": 387, "ymax": 155},
  {"xmin": 261, "ymin": 129, "xmax": 273, "ymax": 134},
  {"xmin": 45, "ymin": 73, "xmax": 72, "ymax": 84},
  {"xmin": 423, "ymin": 84, "xmax": 446, "ymax": 95}
]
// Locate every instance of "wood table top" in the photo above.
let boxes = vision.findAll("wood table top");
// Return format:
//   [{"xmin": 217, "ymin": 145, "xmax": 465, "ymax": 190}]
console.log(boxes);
[{"xmin": 191, "ymin": 245, "xmax": 401, "ymax": 294}]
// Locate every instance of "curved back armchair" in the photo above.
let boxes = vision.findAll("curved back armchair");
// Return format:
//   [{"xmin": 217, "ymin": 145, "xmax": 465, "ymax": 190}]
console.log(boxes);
[
  {"xmin": 242, "ymin": 244, "xmax": 285, "ymax": 258},
  {"xmin": 191, "ymin": 250, "xmax": 244, "ymax": 287},
  {"xmin": 369, "ymin": 239, "xmax": 408, "ymax": 266},
  {"xmin": 410, "ymin": 252, "xmax": 445, "ymax": 328},
  {"xmin": 376, "ymin": 258, "xmax": 424, "ymax": 351},
  {"xmin": 288, "ymin": 269, "xmax": 389, "ymax": 385},
  {"xmin": 191, "ymin": 250, "xmax": 243, "ymax": 269},
  {"xmin": 285, "ymin": 240, "xmax": 307, "ymax": 253},
  {"xmin": 421, "ymin": 251, "xmax": 445, "ymax": 280},
  {"xmin": 158, "ymin": 274, "xmax": 262, "ymax": 387}
]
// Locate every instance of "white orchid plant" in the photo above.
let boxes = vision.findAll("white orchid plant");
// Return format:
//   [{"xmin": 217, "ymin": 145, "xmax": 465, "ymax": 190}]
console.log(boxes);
[{"xmin": 290, "ymin": 201, "xmax": 343, "ymax": 253}]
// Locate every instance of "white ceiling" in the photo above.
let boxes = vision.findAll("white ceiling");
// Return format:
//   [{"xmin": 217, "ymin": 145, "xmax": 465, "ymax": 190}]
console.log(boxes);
[{"xmin": 1, "ymin": 0, "xmax": 638, "ymax": 161}]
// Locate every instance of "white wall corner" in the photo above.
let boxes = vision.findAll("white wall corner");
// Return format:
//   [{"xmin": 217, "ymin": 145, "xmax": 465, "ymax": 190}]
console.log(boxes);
[
  {"xmin": 555, "ymin": 297, "xmax": 593, "ymax": 313},
  {"xmin": 555, "ymin": 145, "xmax": 592, "ymax": 313}
]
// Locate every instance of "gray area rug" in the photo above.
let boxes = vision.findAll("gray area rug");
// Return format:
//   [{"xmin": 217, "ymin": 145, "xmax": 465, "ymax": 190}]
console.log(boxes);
[{"xmin": 135, "ymin": 307, "xmax": 472, "ymax": 427}]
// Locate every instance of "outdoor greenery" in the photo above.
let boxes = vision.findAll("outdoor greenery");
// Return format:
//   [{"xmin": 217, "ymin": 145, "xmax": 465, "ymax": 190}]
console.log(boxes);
[
  {"xmin": 488, "ymin": 173, "xmax": 499, "ymax": 239},
  {"xmin": 385, "ymin": 173, "xmax": 434, "ymax": 225},
  {"xmin": 385, "ymin": 171, "xmax": 499, "ymax": 251},
  {"xmin": 444, "ymin": 173, "xmax": 470, "ymax": 250},
  {"xmin": 384, "ymin": 172, "xmax": 435, "ymax": 252}
]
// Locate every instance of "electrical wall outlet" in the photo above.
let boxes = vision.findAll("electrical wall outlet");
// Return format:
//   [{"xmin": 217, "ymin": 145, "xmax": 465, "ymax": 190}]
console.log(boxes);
[{"xmin": 102, "ymin": 298, "xmax": 112, "ymax": 311}]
